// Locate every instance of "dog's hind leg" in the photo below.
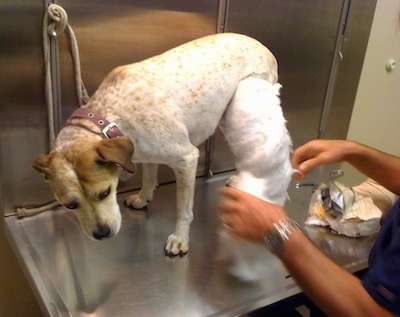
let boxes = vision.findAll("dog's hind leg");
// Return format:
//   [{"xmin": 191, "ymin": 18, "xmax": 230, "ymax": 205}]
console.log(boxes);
[
  {"xmin": 220, "ymin": 76, "xmax": 292, "ymax": 205},
  {"xmin": 125, "ymin": 163, "xmax": 159, "ymax": 209},
  {"xmin": 165, "ymin": 145, "xmax": 199, "ymax": 256}
]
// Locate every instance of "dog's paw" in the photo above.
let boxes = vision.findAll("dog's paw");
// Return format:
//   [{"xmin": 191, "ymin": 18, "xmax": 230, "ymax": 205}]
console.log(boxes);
[
  {"xmin": 164, "ymin": 234, "xmax": 189, "ymax": 257},
  {"xmin": 124, "ymin": 194, "xmax": 149, "ymax": 209}
]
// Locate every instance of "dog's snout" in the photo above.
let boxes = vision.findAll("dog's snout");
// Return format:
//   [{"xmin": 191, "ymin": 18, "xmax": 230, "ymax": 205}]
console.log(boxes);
[{"xmin": 93, "ymin": 224, "xmax": 111, "ymax": 240}]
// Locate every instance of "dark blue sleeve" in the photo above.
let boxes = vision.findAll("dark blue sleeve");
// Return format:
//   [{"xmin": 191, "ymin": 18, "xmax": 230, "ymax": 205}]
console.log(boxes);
[{"xmin": 362, "ymin": 199, "xmax": 400, "ymax": 315}]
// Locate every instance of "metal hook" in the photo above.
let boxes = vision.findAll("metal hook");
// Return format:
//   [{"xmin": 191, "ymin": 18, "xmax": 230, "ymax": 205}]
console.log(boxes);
[
  {"xmin": 328, "ymin": 169, "xmax": 344, "ymax": 181},
  {"xmin": 295, "ymin": 169, "xmax": 344, "ymax": 191}
]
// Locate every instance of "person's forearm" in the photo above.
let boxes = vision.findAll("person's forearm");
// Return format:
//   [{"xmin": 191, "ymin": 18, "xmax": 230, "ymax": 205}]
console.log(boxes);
[
  {"xmin": 344, "ymin": 141, "xmax": 400, "ymax": 195},
  {"xmin": 277, "ymin": 229, "xmax": 393, "ymax": 317}
]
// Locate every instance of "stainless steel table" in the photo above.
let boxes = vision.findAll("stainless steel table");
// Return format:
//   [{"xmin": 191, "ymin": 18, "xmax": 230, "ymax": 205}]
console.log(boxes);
[{"xmin": 4, "ymin": 172, "xmax": 376, "ymax": 316}]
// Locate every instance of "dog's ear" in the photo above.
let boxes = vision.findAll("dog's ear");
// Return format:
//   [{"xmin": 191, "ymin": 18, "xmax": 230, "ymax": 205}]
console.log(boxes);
[
  {"xmin": 96, "ymin": 136, "xmax": 136, "ymax": 173},
  {"xmin": 31, "ymin": 153, "xmax": 53, "ymax": 181}
]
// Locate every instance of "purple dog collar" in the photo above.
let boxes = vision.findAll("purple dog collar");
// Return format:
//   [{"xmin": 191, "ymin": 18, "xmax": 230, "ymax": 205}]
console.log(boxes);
[{"xmin": 69, "ymin": 108, "xmax": 124, "ymax": 138}]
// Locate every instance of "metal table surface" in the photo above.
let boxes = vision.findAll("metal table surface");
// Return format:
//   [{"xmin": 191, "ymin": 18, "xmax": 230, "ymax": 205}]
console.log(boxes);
[{"xmin": 4, "ymin": 172, "xmax": 377, "ymax": 317}]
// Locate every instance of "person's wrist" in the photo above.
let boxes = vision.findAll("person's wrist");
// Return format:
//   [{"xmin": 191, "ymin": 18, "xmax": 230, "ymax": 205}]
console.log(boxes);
[{"xmin": 263, "ymin": 217, "xmax": 300, "ymax": 254}]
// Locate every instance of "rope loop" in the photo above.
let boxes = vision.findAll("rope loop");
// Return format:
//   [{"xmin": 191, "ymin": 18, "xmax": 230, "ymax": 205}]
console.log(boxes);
[
  {"xmin": 47, "ymin": 4, "xmax": 68, "ymax": 37},
  {"xmin": 43, "ymin": 3, "xmax": 90, "ymax": 148}
]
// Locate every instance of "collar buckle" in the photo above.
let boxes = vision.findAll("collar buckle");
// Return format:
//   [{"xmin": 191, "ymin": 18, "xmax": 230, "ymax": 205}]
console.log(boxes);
[{"xmin": 102, "ymin": 122, "xmax": 122, "ymax": 139}]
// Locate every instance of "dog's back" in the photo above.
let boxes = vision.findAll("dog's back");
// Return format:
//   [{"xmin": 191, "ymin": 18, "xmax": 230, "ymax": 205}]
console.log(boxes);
[{"xmin": 85, "ymin": 33, "xmax": 278, "ymax": 148}]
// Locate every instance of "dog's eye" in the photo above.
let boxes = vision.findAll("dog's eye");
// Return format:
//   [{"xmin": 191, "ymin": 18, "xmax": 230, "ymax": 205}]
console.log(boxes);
[
  {"xmin": 64, "ymin": 202, "xmax": 79, "ymax": 210},
  {"xmin": 98, "ymin": 187, "xmax": 111, "ymax": 200}
]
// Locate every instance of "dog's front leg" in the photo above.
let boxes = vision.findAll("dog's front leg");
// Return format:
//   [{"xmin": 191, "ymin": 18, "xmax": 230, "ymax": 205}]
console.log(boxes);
[
  {"xmin": 125, "ymin": 163, "xmax": 159, "ymax": 209},
  {"xmin": 165, "ymin": 146, "xmax": 199, "ymax": 256}
]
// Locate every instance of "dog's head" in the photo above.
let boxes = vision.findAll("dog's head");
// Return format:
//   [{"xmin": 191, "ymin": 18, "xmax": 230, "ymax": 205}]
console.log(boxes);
[{"xmin": 31, "ymin": 136, "xmax": 136, "ymax": 240}]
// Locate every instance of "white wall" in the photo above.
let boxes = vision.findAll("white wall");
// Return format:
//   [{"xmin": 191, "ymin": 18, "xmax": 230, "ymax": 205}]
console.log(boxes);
[{"xmin": 342, "ymin": 0, "xmax": 400, "ymax": 185}]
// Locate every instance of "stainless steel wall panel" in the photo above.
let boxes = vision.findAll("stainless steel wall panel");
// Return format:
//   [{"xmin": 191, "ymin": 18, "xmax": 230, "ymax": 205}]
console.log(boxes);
[
  {"xmin": 56, "ymin": 0, "xmax": 218, "ymax": 190},
  {"xmin": 210, "ymin": 0, "xmax": 346, "ymax": 174},
  {"xmin": 314, "ymin": 0, "xmax": 377, "ymax": 182},
  {"xmin": 210, "ymin": 0, "xmax": 376, "ymax": 180},
  {"xmin": 0, "ymin": 2, "xmax": 53, "ymax": 214},
  {"xmin": 323, "ymin": 0, "xmax": 377, "ymax": 140}
]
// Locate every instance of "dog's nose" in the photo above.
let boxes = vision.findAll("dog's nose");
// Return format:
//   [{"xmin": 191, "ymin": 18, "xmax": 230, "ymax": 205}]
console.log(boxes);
[{"xmin": 92, "ymin": 224, "xmax": 111, "ymax": 240}]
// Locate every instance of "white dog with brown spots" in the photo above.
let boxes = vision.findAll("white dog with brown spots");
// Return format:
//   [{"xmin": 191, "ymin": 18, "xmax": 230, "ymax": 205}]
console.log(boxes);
[{"xmin": 32, "ymin": 33, "xmax": 292, "ymax": 258}]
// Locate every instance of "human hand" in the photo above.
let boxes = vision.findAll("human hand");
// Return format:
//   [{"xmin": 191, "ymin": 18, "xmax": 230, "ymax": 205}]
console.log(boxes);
[
  {"xmin": 291, "ymin": 139, "xmax": 351, "ymax": 180},
  {"xmin": 218, "ymin": 186, "xmax": 287, "ymax": 243}
]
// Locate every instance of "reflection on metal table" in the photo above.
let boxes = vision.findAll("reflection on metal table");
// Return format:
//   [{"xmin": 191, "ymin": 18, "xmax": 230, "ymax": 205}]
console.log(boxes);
[{"xmin": 4, "ymin": 172, "xmax": 377, "ymax": 317}]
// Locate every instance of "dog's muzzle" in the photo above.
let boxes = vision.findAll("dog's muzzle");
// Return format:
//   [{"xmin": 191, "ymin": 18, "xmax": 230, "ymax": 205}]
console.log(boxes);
[{"xmin": 92, "ymin": 224, "xmax": 112, "ymax": 240}]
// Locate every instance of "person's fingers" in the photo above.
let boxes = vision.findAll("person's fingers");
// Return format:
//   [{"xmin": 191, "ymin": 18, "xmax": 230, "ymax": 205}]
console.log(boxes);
[
  {"xmin": 291, "ymin": 144, "xmax": 312, "ymax": 166},
  {"xmin": 219, "ymin": 186, "xmax": 263, "ymax": 203},
  {"xmin": 296, "ymin": 158, "xmax": 319, "ymax": 176},
  {"xmin": 218, "ymin": 195, "xmax": 248, "ymax": 218},
  {"xmin": 218, "ymin": 186, "xmax": 243, "ymax": 200},
  {"xmin": 219, "ymin": 206, "xmax": 239, "ymax": 232},
  {"xmin": 292, "ymin": 149, "xmax": 324, "ymax": 178},
  {"xmin": 218, "ymin": 199, "xmax": 237, "ymax": 214},
  {"xmin": 292, "ymin": 168, "xmax": 308, "ymax": 180}
]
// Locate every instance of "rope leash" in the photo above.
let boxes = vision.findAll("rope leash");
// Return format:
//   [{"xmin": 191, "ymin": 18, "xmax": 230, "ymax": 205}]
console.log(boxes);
[
  {"xmin": 16, "ymin": 4, "xmax": 89, "ymax": 218},
  {"xmin": 15, "ymin": 201, "xmax": 61, "ymax": 218},
  {"xmin": 43, "ymin": 3, "xmax": 89, "ymax": 146}
]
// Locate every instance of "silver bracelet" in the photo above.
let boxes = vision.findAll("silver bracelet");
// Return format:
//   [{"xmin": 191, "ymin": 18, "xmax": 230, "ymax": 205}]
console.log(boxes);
[{"xmin": 263, "ymin": 218, "xmax": 299, "ymax": 254}]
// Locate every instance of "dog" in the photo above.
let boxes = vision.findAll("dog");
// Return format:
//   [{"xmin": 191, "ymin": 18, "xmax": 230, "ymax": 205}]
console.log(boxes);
[{"xmin": 31, "ymin": 33, "xmax": 291, "ymax": 257}]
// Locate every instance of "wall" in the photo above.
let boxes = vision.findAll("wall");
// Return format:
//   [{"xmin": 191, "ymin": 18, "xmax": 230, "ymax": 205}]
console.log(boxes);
[
  {"xmin": 342, "ymin": 0, "xmax": 400, "ymax": 185},
  {"xmin": 0, "ymin": 1, "xmax": 46, "ymax": 315}
]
